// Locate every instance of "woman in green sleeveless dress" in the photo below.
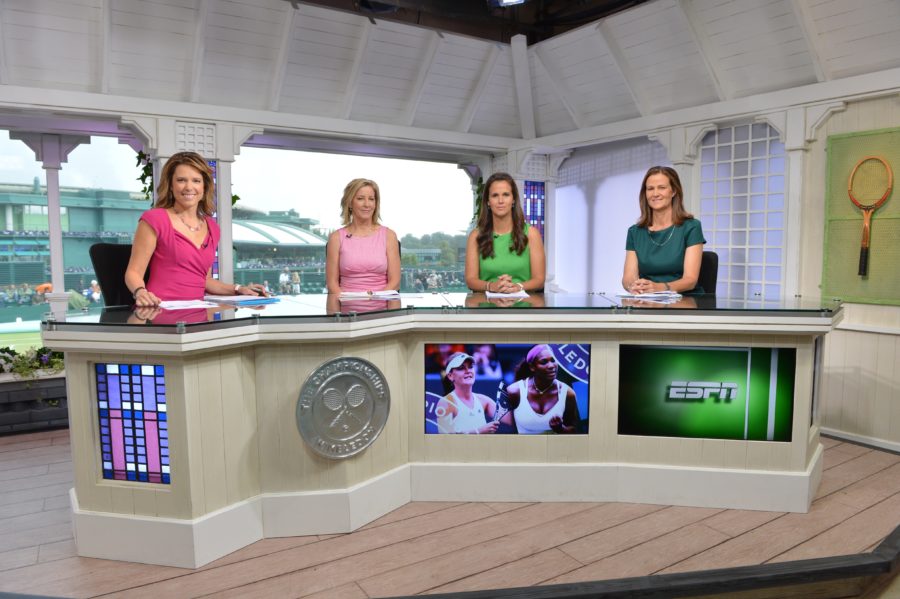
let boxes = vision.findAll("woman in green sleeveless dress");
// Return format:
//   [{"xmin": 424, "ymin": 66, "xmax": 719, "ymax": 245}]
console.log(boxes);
[
  {"xmin": 465, "ymin": 172, "xmax": 545, "ymax": 294},
  {"xmin": 622, "ymin": 166, "xmax": 706, "ymax": 295}
]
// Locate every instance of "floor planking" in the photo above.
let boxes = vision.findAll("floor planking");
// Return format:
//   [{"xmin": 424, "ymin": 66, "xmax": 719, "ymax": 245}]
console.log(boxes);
[{"xmin": 0, "ymin": 429, "xmax": 896, "ymax": 598}]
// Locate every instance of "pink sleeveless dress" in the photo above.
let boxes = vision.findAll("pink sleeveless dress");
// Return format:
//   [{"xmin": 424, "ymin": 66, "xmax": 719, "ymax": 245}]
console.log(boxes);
[{"xmin": 338, "ymin": 226, "xmax": 389, "ymax": 292}]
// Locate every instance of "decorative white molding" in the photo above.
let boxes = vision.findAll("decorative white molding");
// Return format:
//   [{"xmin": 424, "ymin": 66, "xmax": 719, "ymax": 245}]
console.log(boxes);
[
  {"xmin": 175, "ymin": 121, "xmax": 216, "ymax": 155},
  {"xmin": 458, "ymin": 45, "xmax": 500, "ymax": 133},
  {"xmin": 403, "ymin": 32, "xmax": 442, "ymax": 126},
  {"xmin": 804, "ymin": 101, "xmax": 846, "ymax": 143},
  {"xmin": 548, "ymin": 150, "xmax": 572, "ymax": 178},
  {"xmin": 119, "ymin": 116, "xmax": 158, "ymax": 153},
  {"xmin": 411, "ymin": 451, "xmax": 822, "ymax": 513},
  {"xmin": 510, "ymin": 35, "xmax": 536, "ymax": 139}
]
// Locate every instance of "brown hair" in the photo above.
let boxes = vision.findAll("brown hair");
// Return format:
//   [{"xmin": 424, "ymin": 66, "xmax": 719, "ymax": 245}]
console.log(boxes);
[
  {"xmin": 340, "ymin": 178, "xmax": 381, "ymax": 227},
  {"xmin": 636, "ymin": 166, "xmax": 693, "ymax": 228},
  {"xmin": 154, "ymin": 152, "xmax": 216, "ymax": 217},
  {"xmin": 475, "ymin": 172, "xmax": 527, "ymax": 259}
]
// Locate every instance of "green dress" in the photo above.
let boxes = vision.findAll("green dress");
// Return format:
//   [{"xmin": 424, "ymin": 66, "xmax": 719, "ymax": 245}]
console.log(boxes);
[
  {"xmin": 479, "ymin": 223, "xmax": 531, "ymax": 284},
  {"xmin": 626, "ymin": 218, "xmax": 705, "ymax": 287}
]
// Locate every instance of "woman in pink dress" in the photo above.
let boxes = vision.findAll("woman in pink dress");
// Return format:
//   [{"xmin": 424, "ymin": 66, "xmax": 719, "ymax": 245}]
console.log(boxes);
[
  {"xmin": 125, "ymin": 151, "xmax": 266, "ymax": 306},
  {"xmin": 325, "ymin": 178, "xmax": 401, "ymax": 293}
]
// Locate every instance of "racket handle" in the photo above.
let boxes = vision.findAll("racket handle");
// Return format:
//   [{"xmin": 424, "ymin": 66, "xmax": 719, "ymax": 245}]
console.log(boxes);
[{"xmin": 858, "ymin": 247, "xmax": 869, "ymax": 276}]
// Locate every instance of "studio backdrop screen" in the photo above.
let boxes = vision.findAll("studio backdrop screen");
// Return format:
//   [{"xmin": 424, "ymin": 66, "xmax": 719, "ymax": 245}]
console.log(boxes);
[
  {"xmin": 618, "ymin": 345, "xmax": 795, "ymax": 441},
  {"xmin": 424, "ymin": 343, "xmax": 590, "ymax": 435}
]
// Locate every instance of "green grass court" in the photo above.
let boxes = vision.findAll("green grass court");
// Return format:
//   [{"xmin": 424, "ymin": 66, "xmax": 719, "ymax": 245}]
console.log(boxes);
[{"xmin": 0, "ymin": 331, "xmax": 42, "ymax": 351}]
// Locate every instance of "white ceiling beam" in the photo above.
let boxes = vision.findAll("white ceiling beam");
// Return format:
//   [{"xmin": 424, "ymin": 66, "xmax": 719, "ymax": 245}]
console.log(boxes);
[
  {"xmin": 510, "ymin": 34, "xmax": 536, "ymax": 139},
  {"xmin": 457, "ymin": 44, "xmax": 500, "ymax": 133},
  {"xmin": 790, "ymin": 0, "xmax": 831, "ymax": 82},
  {"xmin": 99, "ymin": 0, "xmax": 111, "ymax": 93},
  {"xmin": 676, "ymin": 0, "xmax": 730, "ymax": 101},
  {"xmin": 595, "ymin": 21, "xmax": 650, "ymax": 117},
  {"xmin": 341, "ymin": 19, "xmax": 373, "ymax": 119},
  {"xmin": 269, "ymin": 4, "xmax": 299, "ymax": 111},
  {"xmin": 533, "ymin": 47, "xmax": 585, "ymax": 129},
  {"xmin": 403, "ymin": 32, "xmax": 442, "ymax": 126},
  {"xmin": 189, "ymin": 0, "xmax": 210, "ymax": 102},
  {"xmin": 0, "ymin": 0, "xmax": 8, "ymax": 85}
]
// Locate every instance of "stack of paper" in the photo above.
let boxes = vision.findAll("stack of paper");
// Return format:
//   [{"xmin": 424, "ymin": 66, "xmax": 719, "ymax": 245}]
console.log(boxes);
[
  {"xmin": 339, "ymin": 290, "xmax": 401, "ymax": 300},
  {"xmin": 617, "ymin": 291, "xmax": 683, "ymax": 304}
]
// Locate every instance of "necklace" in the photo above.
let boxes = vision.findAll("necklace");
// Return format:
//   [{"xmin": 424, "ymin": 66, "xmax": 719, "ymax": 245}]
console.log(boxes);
[
  {"xmin": 531, "ymin": 377, "xmax": 554, "ymax": 395},
  {"xmin": 176, "ymin": 211, "xmax": 204, "ymax": 233},
  {"xmin": 647, "ymin": 225, "xmax": 675, "ymax": 247}
]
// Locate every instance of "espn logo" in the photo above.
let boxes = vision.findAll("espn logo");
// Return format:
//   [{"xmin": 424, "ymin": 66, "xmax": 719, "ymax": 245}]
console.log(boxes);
[{"xmin": 667, "ymin": 381, "xmax": 738, "ymax": 402}]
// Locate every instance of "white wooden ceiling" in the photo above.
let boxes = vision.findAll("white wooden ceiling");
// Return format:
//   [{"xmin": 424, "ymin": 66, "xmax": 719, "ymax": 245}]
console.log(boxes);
[{"xmin": 1, "ymin": 0, "xmax": 899, "ymax": 141}]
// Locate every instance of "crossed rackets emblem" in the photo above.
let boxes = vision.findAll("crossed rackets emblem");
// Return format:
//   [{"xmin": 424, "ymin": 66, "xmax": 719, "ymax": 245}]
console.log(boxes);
[{"xmin": 322, "ymin": 384, "xmax": 368, "ymax": 431}]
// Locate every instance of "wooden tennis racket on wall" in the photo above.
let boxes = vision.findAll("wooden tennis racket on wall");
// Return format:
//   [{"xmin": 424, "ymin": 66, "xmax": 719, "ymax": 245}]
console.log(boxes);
[{"xmin": 848, "ymin": 156, "xmax": 893, "ymax": 276}]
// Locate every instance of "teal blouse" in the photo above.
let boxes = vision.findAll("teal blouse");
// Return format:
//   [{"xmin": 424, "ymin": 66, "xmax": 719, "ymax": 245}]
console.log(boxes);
[
  {"xmin": 479, "ymin": 223, "xmax": 531, "ymax": 284},
  {"xmin": 626, "ymin": 218, "xmax": 705, "ymax": 285}
]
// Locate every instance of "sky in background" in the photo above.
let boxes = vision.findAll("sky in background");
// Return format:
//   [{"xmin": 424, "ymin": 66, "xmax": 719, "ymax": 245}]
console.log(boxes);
[{"xmin": 0, "ymin": 131, "xmax": 476, "ymax": 239}]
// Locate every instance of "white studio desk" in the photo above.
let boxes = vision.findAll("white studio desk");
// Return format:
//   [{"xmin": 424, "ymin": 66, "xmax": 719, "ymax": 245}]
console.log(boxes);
[{"xmin": 42, "ymin": 292, "xmax": 841, "ymax": 568}]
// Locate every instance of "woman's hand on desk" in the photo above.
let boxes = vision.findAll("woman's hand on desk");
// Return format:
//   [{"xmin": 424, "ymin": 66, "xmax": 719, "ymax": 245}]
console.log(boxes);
[
  {"xmin": 236, "ymin": 284, "xmax": 268, "ymax": 297},
  {"xmin": 628, "ymin": 278, "xmax": 660, "ymax": 294},
  {"xmin": 133, "ymin": 287, "xmax": 161, "ymax": 307}
]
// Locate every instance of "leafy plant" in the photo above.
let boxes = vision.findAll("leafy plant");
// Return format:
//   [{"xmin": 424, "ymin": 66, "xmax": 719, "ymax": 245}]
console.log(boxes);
[
  {"xmin": 0, "ymin": 346, "xmax": 64, "ymax": 380},
  {"xmin": 136, "ymin": 151, "xmax": 154, "ymax": 201},
  {"xmin": 471, "ymin": 176, "xmax": 484, "ymax": 225}
]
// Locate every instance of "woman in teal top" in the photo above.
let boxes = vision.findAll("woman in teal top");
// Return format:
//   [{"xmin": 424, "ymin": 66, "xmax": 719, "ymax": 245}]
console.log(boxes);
[
  {"xmin": 465, "ymin": 172, "xmax": 545, "ymax": 294},
  {"xmin": 623, "ymin": 166, "xmax": 706, "ymax": 294}
]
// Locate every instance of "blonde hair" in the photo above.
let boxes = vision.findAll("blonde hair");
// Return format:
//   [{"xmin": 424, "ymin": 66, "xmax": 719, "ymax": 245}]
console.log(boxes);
[
  {"xmin": 340, "ymin": 178, "xmax": 381, "ymax": 226},
  {"xmin": 154, "ymin": 152, "xmax": 216, "ymax": 217}
]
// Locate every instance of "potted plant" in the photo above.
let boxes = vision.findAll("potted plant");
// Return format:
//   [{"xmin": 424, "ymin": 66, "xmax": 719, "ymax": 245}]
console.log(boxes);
[{"xmin": 0, "ymin": 347, "xmax": 68, "ymax": 434}]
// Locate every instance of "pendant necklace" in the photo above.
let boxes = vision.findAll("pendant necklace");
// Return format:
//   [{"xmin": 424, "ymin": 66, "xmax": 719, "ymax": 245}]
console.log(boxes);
[
  {"xmin": 648, "ymin": 224, "xmax": 675, "ymax": 247},
  {"xmin": 176, "ymin": 211, "xmax": 203, "ymax": 233},
  {"xmin": 532, "ymin": 377, "xmax": 554, "ymax": 395}
]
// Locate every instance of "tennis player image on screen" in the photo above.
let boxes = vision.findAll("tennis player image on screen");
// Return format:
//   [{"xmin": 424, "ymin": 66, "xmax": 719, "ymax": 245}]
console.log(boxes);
[
  {"xmin": 424, "ymin": 343, "xmax": 590, "ymax": 435},
  {"xmin": 618, "ymin": 345, "xmax": 796, "ymax": 441}
]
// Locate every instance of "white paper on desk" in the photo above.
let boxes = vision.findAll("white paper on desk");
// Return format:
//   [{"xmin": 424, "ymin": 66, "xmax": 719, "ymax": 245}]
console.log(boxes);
[
  {"xmin": 617, "ymin": 291, "xmax": 683, "ymax": 303},
  {"xmin": 486, "ymin": 290, "xmax": 529, "ymax": 299},
  {"xmin": 159, "ymin": 300, "xmax": 219, "ymax": 309},
  {"xmin": 339, "ymin": 290, "xmax": 401, "ymax": 300}
]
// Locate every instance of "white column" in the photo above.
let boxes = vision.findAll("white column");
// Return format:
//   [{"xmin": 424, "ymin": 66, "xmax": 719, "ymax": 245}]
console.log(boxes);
[
  {"xmin": 545, "ymin": 151, "xmax": 572, "ymax": 291},
  {"xmin": 215, "ymin": 159, "xmax": 234, "ymax": 284},
  {"xmin": 11, "ymin": 133, "xmax": 88, "ymax": 319}
]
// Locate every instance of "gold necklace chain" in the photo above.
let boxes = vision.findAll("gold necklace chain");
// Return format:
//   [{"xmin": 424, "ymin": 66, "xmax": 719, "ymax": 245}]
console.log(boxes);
[
  {"xmin": 176, "ymin": 211, "xmax": 204, "ymax": 233},
  {"xmin": 531, "ymin": 377, "xmax": 554, "ymax": 395}
]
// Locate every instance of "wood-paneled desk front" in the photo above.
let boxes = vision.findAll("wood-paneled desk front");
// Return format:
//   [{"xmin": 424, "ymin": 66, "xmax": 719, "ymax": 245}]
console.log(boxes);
[{"xmin": 42, "ymin": 293, "xmax": 840, "ymax": 568}]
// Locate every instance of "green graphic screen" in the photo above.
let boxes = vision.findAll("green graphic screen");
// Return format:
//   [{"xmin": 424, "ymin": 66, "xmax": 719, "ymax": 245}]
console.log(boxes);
[{"xmin": 618, "ymin": 345, "xmax": 795, "ymax": 441}]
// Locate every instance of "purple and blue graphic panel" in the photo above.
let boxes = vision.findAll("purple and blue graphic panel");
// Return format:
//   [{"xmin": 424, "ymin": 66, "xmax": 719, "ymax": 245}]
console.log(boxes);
[{"xmin": 96, "ymin": 363, "xmax": 170, "ymax": 484}]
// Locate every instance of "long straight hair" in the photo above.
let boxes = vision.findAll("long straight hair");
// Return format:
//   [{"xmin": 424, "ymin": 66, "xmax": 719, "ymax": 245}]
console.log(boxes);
[
  {"xmin": 155, "ymin": 152, "xmax": 216, "ymax": 217},
  {"xmin": 636, "ymin": 166, "xmax": 693, "ymax": 228},
  {"xmin": 475, "ymin": 172, "xmax": 527, "ymax": 259}
]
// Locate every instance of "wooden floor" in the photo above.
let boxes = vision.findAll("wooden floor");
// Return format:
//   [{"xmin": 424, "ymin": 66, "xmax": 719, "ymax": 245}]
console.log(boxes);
[{"xmin": 0, "ymin": 429, "xmax": 898, "ymax": 599}]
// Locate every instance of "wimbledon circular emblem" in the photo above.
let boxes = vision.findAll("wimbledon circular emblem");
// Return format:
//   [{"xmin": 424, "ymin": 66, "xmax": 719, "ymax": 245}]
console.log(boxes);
[{"xmin": 296, "ymin": 357, "xmax": 390, "ymax": 459}]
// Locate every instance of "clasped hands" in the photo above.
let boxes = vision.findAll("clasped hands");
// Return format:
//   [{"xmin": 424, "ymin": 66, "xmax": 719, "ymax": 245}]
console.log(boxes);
[
  {"xmin": 489, "ymin": 274, "xmax": 522, "ymax": 294},
  {"xmin": 628, "ymin": 278, "xmax": 662, "ymax": 295}
]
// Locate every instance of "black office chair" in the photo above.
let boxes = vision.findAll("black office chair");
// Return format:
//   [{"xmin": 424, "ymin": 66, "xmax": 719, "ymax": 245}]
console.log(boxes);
[
  {"xmin": 89, "ymin": 243, "xmax": 149, "ymax": 307},
  {"xmin": 697, "ymin": 250, "xmax": 718, "ymax": 295}
]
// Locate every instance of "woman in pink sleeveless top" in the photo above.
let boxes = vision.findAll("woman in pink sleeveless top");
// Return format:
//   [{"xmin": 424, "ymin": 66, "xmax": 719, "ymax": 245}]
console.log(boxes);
[{"xmin": 325, "ymin": 178, "xmax": 401, "ymax": 293}]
